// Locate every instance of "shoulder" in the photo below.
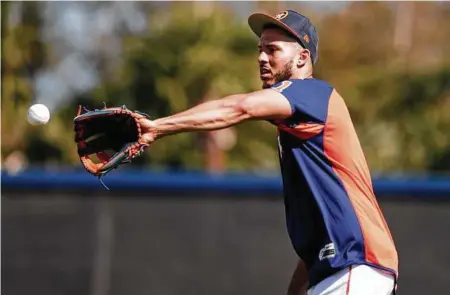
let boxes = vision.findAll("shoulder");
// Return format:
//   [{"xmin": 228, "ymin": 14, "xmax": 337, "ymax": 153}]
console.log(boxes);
[
  {"xmin": 268, "ymin": 79, "xmax": 336, "ymax": 124},
  {"xmin": 270, "ymin": 79, "xmax": 335, "ymax": 103},
  {"xmin": 271, "ymin": 78, "xmax": 334, "ymax": 95}
]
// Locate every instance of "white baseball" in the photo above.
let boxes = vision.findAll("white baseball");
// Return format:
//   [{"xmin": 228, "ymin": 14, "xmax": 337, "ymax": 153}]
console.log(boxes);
[{"xmin": 27, "ymin": 104, "xmax": 50, "ymax": 125}]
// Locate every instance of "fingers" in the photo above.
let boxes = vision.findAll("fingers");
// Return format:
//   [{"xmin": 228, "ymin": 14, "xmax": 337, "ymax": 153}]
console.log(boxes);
[{"xmin": 139, "ymin": 133, "xmax": 155, "ymax": 145}]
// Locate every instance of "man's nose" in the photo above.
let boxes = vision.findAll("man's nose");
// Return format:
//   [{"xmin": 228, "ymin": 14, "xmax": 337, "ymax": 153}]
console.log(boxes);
[{"xmin": 258, "ymin": 51, "xmax": 269, "ymax": 64}]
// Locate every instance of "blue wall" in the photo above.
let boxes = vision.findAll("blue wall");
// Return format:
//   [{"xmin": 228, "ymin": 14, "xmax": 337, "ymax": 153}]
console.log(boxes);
[{"xmin": 2, "ymin": 169, "xmax": 450, "ymax": 197}]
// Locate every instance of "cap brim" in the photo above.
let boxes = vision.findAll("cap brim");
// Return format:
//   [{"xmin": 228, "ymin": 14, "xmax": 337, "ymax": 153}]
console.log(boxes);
[{"xmin": 248, "ymin": 12, "xmax": 301, "ymax": 41}]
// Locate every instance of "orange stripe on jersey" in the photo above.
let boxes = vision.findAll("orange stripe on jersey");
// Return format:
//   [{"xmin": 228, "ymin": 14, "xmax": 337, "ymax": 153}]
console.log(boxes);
[
  {"xmin": 323, "ymin": 89, "xmax": 398, "ymax": 275},
  {"xmin": 276, "ymin": 122, "xmax": 324, "ymax": 140}
]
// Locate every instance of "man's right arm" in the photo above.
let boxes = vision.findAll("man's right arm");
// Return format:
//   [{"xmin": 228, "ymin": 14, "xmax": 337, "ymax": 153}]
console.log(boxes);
[{"xmin": 139, "ymin": 89, "xmax": 293, "ymax": 143}]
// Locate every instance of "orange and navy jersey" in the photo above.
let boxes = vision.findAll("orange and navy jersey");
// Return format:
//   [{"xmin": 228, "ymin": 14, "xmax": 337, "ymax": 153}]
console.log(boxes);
[{"xmin": 269, "ymin": 79, "xmax": 398, "ymax": 287}]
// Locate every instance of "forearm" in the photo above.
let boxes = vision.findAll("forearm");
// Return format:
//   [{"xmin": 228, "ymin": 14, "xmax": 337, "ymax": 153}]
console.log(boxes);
[
  {"xmin": 152, "ymin": 94, "xmax": 249, "ymax": 139},
  {"xmin": 165, "ymin": 97, "xmax": 234, "ymax": 118},
  {"xmin": 287, "ymin": 260, "xmax": 309, "ymax": 295}
]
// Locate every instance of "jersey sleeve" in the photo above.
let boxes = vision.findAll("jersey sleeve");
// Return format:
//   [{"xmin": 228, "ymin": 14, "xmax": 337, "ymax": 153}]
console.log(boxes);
[
  {"xmin": 271, "ymin": 79, "xmax": 333, "ymax": 125},
  {"xmin": 270, "ymin": 79, "xmax": 334, "ymax": 140}
]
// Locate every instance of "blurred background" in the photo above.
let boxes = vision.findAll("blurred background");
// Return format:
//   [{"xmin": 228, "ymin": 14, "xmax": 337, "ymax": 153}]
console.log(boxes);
[{"xmin": 1, "ymin": 1, "xmax": 450, "ymax": 295}]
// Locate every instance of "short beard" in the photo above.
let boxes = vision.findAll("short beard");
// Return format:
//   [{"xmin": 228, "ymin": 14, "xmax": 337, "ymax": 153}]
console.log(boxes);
[
  {"xmin": 262, "ymin": 60, "xmax": 294, "ymax": 89},
  {"xmin": 274, "ymin": 60, "xmax": 294, "ymax": 83}
]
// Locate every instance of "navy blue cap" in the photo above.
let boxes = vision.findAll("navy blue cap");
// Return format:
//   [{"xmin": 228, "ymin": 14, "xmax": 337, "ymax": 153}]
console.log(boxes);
[{"xmin": 248, "ymin": 10, "xmax": 319, "ymax": 64}]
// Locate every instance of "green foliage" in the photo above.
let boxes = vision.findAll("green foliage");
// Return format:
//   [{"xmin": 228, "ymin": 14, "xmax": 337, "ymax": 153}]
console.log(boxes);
[
  {"xmin": 1, "ymin": 2, "xmax": 56, "ymax": 162},
  {"xmin": 2, "ymin": 2, "xmax": 449, "ymax": 173},
  {"xmin": 311, "ymin": 1, "xmax": 450, "ymax": 172},
  {"xmin": 347, "ymin": 67, "xmax": 450, "ymax": 172},
  {"xmin": 58, "ymin": 4, "xmax": 276, "ymax": 171}
]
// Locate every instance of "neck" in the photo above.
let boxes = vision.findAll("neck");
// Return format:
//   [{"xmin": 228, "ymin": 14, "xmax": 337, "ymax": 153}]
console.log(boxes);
[{"xmin": 291, "ymin": 66, "xmax": 313, "ymax": 80}]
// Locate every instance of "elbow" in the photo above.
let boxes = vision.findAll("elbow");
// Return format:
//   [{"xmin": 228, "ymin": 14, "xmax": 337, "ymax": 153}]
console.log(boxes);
[{"xmin": 232, "ymin": 95, "xmax": 256, "ymax": 120}]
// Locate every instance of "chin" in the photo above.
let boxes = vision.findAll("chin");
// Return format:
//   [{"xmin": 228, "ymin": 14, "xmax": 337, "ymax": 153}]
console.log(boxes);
[{"xmin": 261, "ymin": 80, "xmax": 274, "ymax": 89}]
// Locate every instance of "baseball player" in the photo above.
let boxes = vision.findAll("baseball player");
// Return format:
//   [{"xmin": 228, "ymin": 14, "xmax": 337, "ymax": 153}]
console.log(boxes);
[{"xmin": 138, "ymin": 9, "xmax": 398, "ymax": 295}]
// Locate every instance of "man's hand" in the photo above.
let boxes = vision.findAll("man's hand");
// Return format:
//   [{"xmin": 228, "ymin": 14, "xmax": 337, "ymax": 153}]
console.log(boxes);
[
  {"xmin": 138, "ymin": 117, "xmax": 158, "ymax": 145},
  {"xmin": 74, "ymin": 104, "xmax": 153, "ymax": 178}
]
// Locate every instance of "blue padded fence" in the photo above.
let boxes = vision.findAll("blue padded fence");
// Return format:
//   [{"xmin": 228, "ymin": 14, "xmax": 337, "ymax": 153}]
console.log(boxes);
[{"xmin": 2, "ymin": 169, "xmax": 450, "ymax": 197}]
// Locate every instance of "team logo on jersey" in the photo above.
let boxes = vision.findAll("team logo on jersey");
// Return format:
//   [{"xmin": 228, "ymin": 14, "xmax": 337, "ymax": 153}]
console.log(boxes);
[
  {"xmin": 274, "ymin": 11, "xmax": 288, "ymax": 20},
  {"xmin": 271, "ymin": 81, "xmax": 292, "ymax": 93},
  {"xmin": 319, "ymin": 243, "xmax": 336, "ymax": 261}
]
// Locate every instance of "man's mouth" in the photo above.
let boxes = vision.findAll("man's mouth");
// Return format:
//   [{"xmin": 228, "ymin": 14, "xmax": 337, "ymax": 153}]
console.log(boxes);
[{"xmin": 260, "ymin": 68, "xmax": 271, "ymax": 79}]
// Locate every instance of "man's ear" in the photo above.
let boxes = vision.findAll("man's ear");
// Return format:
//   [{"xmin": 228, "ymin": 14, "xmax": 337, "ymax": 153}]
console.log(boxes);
[{"xmin": 296, "ymin": 49, "xmax": 310, "ymax": 68}]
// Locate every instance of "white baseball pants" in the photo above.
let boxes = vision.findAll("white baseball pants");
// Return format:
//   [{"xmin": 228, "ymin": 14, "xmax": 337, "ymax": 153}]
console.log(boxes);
[{"xmin": 307, "ymin": 265, "xmax": 395, "ymax": 295}]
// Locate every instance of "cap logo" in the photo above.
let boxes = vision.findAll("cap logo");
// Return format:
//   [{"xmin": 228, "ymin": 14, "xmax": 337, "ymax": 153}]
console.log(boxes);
[
  {"xmin": 274, "ymin": 11, "xmax": 288, "ymax": 20},
  {"xmin": 303, "ymin": 34, "xmax": 310, "ymax": 44}
]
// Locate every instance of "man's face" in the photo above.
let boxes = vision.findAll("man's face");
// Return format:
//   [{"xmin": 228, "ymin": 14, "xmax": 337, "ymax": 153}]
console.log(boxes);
[{"xmin": 258, "ymin": 28, "xmax": 300, "ymax": 89}]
